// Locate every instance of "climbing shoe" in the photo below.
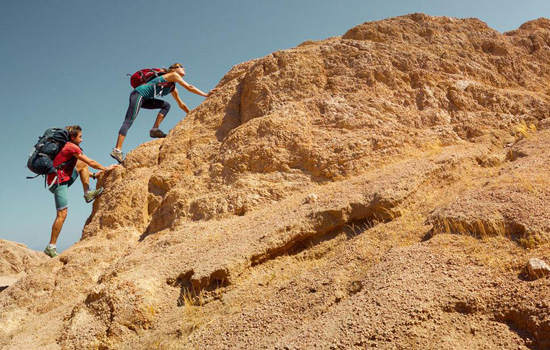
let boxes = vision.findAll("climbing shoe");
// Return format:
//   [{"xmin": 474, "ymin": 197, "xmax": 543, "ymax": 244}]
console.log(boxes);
[
  {"xmin": 150, "ymin": 128, "xmax": 167, "ymax": 138},
  {"xmin": 110, "ymin": 148, "xmax": 124, "ymax": 163},
  {"xmin": 84, "ymin": 187, "xmax": 104, "ymax": 203},
  {"xmin": 44, "ymin": 245, "xmax": 58, "ymax": 258}
]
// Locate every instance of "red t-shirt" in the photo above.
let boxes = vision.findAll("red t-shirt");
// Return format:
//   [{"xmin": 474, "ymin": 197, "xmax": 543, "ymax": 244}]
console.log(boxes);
[{"xmin": 46, "ymin": 142, "xmax": 82, "ymax": 185}]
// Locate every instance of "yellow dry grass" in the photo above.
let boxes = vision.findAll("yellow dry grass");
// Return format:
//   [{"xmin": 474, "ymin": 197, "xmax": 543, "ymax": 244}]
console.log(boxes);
[{"xmin": 512, "ymin": 120, "xmax": 537, "ymax": 141}]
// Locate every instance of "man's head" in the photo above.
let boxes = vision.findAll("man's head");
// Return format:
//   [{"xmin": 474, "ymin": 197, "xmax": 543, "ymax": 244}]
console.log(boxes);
[
  {"xmin": 66, "ymin": 125, "xmax": 82, "ymax": 145},
  {"xmin": 169, "ymin": 63, "xmax": 185, "ymax": 77}
]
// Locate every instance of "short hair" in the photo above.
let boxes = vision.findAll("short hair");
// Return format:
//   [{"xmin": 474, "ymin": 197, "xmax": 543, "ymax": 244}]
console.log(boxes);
[{"xmin": 66, "ymin": 125, "xmax": 82, "ymax": 138}]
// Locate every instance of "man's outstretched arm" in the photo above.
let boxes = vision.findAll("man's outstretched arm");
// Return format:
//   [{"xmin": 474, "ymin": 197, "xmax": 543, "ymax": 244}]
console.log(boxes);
[{"xmin": 75, "ymin": 153, "xmax": 117, "ymax": 172}]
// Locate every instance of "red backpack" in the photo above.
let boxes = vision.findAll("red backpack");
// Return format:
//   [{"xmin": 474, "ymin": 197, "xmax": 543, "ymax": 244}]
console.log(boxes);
[{"xmin": 129, "ymin": 68, "xmax": 167, "ymax": 88}]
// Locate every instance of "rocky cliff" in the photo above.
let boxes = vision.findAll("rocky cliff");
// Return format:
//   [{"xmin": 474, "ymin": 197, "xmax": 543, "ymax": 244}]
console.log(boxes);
[
  {"xmin": 1, "ymin": 14, "xmax": 550, "ymax": 349},
  {"xmin": 0, "ymin": 240, "xmax": 47, "ymax": 292}
]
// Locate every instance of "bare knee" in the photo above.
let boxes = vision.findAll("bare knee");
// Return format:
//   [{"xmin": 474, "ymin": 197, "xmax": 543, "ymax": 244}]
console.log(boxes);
[
  {"xmin": 76, "ymin": 159, "xmax": 88, "ymax": 173},
  {"xmin": 56, "ymin": 208, "xmax": 68, "ymax": 220}
]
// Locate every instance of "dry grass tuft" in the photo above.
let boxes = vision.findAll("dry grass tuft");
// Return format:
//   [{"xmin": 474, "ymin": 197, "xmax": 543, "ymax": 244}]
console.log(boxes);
[
  {"xmin": 430, "ymin": 216, "xmax": 548, "ymax": 249},
  {"xmin": 431, "ymin": 217, "xmax": 507, "ymax": 239},
  {"xmin": 512, "ymin": 120, "xmax": 537, "ymax": 141}
]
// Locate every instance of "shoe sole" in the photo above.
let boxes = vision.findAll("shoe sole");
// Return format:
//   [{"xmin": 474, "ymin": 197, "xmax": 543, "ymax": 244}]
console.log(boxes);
[
  {"xmin": 44, "ymin": 250, "xmax": 58, "ymax": 258},
  {"xmin": 110, "ymin": 153, "xmax": 123, "ymax": 164},
  {"xmin": 150, "ymin": 130, "xmax": 167, "ymax": 138}
]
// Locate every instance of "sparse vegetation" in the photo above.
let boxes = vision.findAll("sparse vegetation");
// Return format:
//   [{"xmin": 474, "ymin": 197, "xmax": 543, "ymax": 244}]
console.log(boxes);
[
  {"xmin": 180, "ymin": 287, "xmax": 207, "ymax": 336},
  {"xmin": 431, "ymin": 216, "xmax": 508, "ymax": 239},
  {"xmin": 518, "ymin": 233, "xmax": 548, "ymax": 250},
  {"xmin": 429, "ymin": 215, "xmax": 549, "ymax": 250},
  {"xmin": 512, "ymin": 120, "xmax": 537, "ymax": 142}
]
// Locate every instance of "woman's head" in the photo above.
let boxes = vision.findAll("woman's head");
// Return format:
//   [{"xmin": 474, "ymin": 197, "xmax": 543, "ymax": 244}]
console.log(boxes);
[{"xmin": 169, "ymin": 63, "xmax": 185, "ymax": 76}]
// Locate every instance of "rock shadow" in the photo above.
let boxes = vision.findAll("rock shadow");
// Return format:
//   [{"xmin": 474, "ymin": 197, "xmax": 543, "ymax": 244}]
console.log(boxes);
[{"xmin": 215, "ymin": 81, "xmax": 244, "ymax": 143}]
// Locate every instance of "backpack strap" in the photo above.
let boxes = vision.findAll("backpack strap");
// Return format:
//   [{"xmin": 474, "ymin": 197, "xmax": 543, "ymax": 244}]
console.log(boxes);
[
  {"xmin": 41, "ymin": 158, "xmax": 71, "ymax": 188},
  {"xmin": 47, "ymin": 174, "xmax": 58, "ymax": 189}
]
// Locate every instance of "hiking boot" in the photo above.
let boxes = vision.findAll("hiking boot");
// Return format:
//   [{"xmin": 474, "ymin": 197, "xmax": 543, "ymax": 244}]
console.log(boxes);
[
  {"xmin": 150, "ymin": 129, "xmax": 167, "ymax": 138},
  {"xmin": 84, "ymin": 187, "xmax": 104, "ymax": 203},
  {"xmin": 44, "ymin": 245, "xmax": 58, "ymax": 258},
  {"xmin": 110, "ymin": 148, "xmax": 124, "ymax": 163}
]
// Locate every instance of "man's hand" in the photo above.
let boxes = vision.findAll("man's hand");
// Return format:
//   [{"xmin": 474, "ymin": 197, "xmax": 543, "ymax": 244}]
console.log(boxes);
[
  {"xmin": 95, "ymin": 164, "xmax": 119, "ymax": 178},
  {"xmin": 207, "ymin": 88, "xmax": 218, "ymax": 97}
]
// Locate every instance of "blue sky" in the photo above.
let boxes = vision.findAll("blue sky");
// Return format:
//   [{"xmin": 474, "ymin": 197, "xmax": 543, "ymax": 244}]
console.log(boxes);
[{"xmin": 1, "ymin": 0, "xmax": 549, "ymax": 252}]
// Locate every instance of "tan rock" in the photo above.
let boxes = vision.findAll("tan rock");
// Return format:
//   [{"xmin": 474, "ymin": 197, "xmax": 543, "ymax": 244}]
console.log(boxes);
[
  {"xmin": 3, "ymin": 13, "xmax": 550, "ymax": 350},
  {"xmin": 526, "ymin": 258, "xmax": 550, "ymax": 280}
]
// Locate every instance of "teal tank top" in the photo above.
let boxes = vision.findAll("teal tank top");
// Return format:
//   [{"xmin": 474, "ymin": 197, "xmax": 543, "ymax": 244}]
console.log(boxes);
[{"xmin": 135, "ymin": 76, "xmax": 174, "ymax": 99}]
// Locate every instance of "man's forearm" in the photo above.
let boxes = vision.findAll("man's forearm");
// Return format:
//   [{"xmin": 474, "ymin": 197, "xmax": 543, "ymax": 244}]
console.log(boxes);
[{"xmin": 89, "ymin": 160, "xmax": 106, "ymax": 171}]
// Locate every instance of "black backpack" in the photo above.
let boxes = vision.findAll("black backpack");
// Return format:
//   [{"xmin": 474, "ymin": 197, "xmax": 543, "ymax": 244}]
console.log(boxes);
[{"xmin": 27, "ymin": 127, "xmax": 70, "ymax": 177}]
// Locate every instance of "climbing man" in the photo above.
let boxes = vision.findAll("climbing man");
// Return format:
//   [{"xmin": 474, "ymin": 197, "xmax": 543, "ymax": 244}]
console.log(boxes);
[
  {"xmin": 110, "ymin": 62, "xmax": 218, "ymax": 163},
  {"xmin": 44, "ymin": 125, "xmax": 118, "ymax": 258}
]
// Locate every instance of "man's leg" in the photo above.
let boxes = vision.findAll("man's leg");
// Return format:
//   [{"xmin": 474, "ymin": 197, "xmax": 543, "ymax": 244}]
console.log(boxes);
[
  {"xmin": 49, "ymin": 208, "xmax": 68, "ymax": 246},
  {"xmin": 46, "ymin": 184, "xmax": 70, "ymax": 257},
  {"xmin": 75, "ymin": 162, "xmax": 104, "ymax": 203},
  {"xmin": 76, "ymin": 159, "xmax": 90, "ymax": 194}
]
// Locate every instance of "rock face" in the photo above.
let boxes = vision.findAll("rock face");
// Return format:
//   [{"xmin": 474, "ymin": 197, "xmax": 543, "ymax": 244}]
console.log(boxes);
[
  {"xmin": 2, "ymin": 13, "xmax": 550, "ymax": 350},
  {"xmin": 0, "ymin": 240, "xmax": 48, "ymax": 291}
]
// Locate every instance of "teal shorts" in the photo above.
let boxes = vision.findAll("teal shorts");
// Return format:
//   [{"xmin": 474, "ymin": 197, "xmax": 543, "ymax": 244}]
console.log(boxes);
[{"xmin": 49, "ymin": 169, "xmax": 79, "ymax": 210}]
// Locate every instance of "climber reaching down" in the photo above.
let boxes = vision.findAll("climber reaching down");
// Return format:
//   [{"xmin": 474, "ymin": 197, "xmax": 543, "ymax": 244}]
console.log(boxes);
[{"xmin": 111, "ymin": 63, "xmax": 218, "ymax": 163}]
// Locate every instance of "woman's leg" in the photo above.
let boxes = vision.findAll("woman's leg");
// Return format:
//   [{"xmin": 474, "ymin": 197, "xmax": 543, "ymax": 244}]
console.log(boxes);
[
  {"xmin": 117, "ymin": 91, "xmax": 144, "ymax": 149},
  {"xmin": 142, "ymin": 99, "xmax": 171, "ymax": 129}
]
